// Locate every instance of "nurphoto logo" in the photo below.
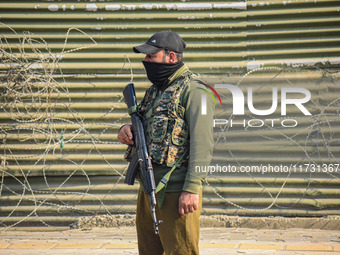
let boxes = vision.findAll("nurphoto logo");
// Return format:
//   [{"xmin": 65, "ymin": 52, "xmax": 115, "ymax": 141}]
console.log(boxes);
[{"xmin": 201, "ymin": 84, "xmax": 312, "ymax": 128}]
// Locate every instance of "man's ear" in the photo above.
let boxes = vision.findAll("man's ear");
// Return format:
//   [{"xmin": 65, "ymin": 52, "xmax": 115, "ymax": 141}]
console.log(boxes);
[{"xmin": 168, "ymin": 51, "xmax": 177, "ymax": 63}]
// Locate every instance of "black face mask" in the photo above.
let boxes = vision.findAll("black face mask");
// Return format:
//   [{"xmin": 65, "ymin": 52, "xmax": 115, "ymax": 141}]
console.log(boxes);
[{"xmin": 142, "ymin": 60, "xmax": 184, "ymax": 88}]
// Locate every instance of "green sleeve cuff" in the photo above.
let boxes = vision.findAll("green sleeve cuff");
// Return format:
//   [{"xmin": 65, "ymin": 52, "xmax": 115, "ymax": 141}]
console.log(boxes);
[{"xmin": 182, "ymin": 173, "xmax": 203, "ymax": 194}]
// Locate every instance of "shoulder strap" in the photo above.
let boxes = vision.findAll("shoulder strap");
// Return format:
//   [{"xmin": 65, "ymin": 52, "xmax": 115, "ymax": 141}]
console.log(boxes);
[{"xmin": 155, "ymin": 147, "xmax": 189, "ymax": 208}]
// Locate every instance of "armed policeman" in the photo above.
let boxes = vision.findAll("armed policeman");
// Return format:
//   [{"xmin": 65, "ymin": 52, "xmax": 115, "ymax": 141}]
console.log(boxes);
[{"xmin": 118, "ymin": 30, "xmax": 214, "ymax": 255}]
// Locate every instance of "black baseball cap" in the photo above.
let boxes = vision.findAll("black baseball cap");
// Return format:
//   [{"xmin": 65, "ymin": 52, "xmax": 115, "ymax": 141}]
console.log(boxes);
[{"xmin": 133, "ymin": 30, "xmax": 186, "ymax": 54}]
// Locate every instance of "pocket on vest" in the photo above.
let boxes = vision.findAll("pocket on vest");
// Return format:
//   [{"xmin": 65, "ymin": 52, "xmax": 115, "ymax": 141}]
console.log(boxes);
[
  {"xmin": 150, "ymin": 116, "xmax": 170, "ymax": 165},
  {"xmin": 171, "ymin": 118, "xmax": 188, "ymax": 146},
  {"xmin": 152, "ymin": 116, "xmax": 168, "ymax": 142},
  {"xmin": 167, "ymin": 119, "xmax": 189, "ymax": 167}
]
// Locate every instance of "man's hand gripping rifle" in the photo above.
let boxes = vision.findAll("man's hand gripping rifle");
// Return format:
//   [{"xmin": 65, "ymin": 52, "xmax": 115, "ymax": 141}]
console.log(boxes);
[{"xmin": 123, "ymin": 83, "xmax": 162, "ymax": 234}]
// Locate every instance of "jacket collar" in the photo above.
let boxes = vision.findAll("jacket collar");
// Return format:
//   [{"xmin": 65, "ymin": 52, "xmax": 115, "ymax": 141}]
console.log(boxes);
[{"xmin": 160, "ymin": 64, "xmax": 189, "ymax": 91}]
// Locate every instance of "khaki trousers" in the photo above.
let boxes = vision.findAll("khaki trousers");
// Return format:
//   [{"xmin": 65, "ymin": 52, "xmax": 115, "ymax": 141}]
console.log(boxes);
[{"xmin": 136, "ymin": 189, "xmax": 202, "ymax": 255}]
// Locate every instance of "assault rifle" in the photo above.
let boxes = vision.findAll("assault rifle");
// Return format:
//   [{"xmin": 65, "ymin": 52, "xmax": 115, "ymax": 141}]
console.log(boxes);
[{"xmin": 123, "ymin": 83, "xmax": 162, "ymax": 234}]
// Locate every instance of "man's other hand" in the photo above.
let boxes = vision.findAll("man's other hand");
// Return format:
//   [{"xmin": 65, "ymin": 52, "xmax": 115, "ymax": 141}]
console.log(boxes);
[
  {"xmin": 118, "ymin": 124, "xmax": 134, "ymax": 145},
  {"xmin": 178, "ymin": 191, "xmax": 199, "ymax": 216}
]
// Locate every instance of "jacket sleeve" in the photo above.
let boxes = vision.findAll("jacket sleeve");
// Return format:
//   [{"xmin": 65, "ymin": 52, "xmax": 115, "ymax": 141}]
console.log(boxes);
[{"xmin": 181, "ymin": 79, "xmax": 215, "ymax": 194}]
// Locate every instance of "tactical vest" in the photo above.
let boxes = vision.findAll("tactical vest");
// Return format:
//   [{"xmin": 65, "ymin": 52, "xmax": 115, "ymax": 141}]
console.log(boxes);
[{"xmin": 138, "ymin": 71, "xmax": 192, "ymax": 167}]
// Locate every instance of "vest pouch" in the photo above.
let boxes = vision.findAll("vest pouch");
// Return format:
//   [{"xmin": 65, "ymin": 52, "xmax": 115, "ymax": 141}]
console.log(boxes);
[
  {"xmin": 167, "ymin": 118, "xmax": 189, "ymax": 167},
  {"xmin": 152, "ymin": 115, "xmax": 168, "ymax": 142},
  {"xmin": 171, "ymin": 118, "xmax": 188, "ymax": 146},
  {"xmin": 150, "ymin": 115, "xmax": 170, "ymax": 165}
]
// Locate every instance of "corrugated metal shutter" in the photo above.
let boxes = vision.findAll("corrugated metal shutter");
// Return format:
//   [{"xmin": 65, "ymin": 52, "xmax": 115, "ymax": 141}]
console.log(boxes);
[
  {"xmin": 247, "ymin": 0, "xmax": 340, "ymax": 69},
  {"xmin": 0, "ymin": 1, "xmax": 339, "ymax": 229}
]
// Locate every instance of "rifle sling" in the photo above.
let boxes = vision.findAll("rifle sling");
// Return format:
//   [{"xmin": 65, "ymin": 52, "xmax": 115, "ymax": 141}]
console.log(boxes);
[{"xmin": 155, "ymin": 147, "xmax": 189, "ymax": 208}]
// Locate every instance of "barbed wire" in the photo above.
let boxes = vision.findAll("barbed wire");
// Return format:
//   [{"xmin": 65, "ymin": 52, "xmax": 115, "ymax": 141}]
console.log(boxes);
[
  {"xmin": 0, "ymin": 24, "xmax": 134, "ymax": 230},
  {"xmin": 0, "ymin": 24, "xmax": 339, "ymax": 230}
]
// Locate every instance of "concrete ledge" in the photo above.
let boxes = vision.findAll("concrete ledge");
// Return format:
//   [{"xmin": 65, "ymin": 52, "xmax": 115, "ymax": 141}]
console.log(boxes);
[
  {"xmin": 55, "ymin": 243, "xmax": 101, "ymax": 249},
  {"xmin": 238, "ymin": 243, "xmax": 283, "ymax": 250},
  {"xmin": 8, "ymin": 242, "xmax": 56, "ymax": 249},
  {"xmin": 2, "ymin": 242, "xmax": 340, "ymax": 252},
  {"xmin": 200, "ymin": 243, "xmax": 237, "ymax": 249},
  {"xmin": 101, "ymin": 244, "xmax": 137, "ymax": 249},
  {"xmin": 0, "ymin": 243, "xmax": 10, "ymax": 249},
  {"xmin": 334, "ymin": 246, "xmax": 340, "ymax": 252},
  {"xmin": 72, "ymin": 214, "xmax": 340, "ymax": 230},
  {"xmin": 199, "ymin": 215, "xmax": 340, "ymax": 230},
  {"xmin": 286, "ymin": 244, "xmax": 332, "ymax": 251}
]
